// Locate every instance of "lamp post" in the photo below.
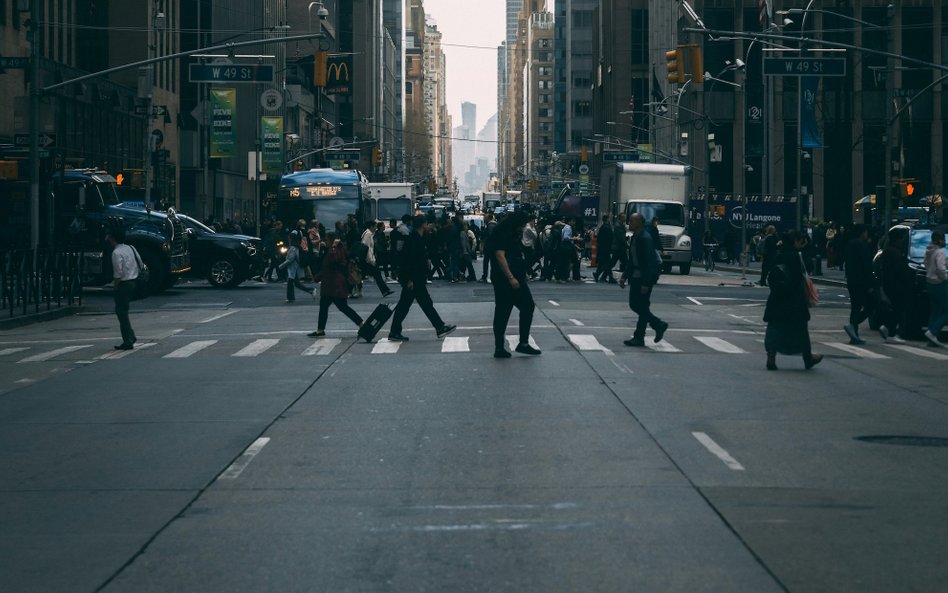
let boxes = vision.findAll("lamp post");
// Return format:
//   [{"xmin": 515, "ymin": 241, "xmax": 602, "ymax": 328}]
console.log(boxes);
[{"xmin": 143, "ymin": 7, "xmax": 166, "ymax": 209}]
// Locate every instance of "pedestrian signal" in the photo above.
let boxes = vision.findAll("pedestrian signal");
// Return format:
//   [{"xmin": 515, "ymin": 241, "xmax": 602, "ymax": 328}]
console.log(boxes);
[{"xmin": 898, "ymin": 179, "xmax": 917, "ymax": 199}]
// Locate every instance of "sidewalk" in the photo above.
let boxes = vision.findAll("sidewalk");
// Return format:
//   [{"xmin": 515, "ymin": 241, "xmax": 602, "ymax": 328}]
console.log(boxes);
[{"xmin": 714, "ymin": 258, "xmax": 848, "ymax": 287}]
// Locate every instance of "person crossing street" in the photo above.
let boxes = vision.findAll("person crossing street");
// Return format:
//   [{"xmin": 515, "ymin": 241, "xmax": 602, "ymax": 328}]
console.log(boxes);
[{"xmin": 618, "ymin": 213, "xmax": 668, "ymax": 347}]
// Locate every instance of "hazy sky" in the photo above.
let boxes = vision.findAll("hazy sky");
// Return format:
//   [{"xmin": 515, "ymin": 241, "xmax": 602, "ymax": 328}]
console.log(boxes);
[{"xmin": 423, "ymin": 0, "xmax": 508, "ymax": 133}]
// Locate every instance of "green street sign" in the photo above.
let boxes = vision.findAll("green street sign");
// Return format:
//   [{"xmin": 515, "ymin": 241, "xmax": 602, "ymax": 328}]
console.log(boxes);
[{"xmin": 763, "ymin": 57, "xmax": 846, "ymax": 77}]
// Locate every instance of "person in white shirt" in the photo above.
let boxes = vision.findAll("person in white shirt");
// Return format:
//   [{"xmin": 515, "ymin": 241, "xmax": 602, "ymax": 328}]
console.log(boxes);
[
  {"xmin": 924, "ymin": 229, "xmax": 948, "ymax": 346},
  {"xmin": 108, "ymin": 227, "xmax": 139, "ymax": 350}
]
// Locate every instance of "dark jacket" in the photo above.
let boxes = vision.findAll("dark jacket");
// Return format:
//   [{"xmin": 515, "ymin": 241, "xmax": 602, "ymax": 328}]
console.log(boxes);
[
  {"xmin": 317, "ymin": 244, "xmax": 351, "ymax": 299},
  {"xmin": 399, "ymin": 230, "xmax": 430, "ymax": 283},
  {"xmin": 623, "ymin": 230, "xmax": 659, "ymax": 287},
  {"xmin": 844, "ymin": 237, "xmax": 874, "ymax": 288},
  {"xmin": 597, "ymin": 224, "xmax": 614, "ymax": 254},
  {"xmin": 880, "ymin": 244, "xmax": 911, "ymax": 307},
  {"xmin": 763, "ymin": 247, "xmax": 810, "ymax": 323}
]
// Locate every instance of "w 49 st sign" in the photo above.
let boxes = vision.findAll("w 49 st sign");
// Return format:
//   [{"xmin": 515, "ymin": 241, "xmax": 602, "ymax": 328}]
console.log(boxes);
[{"xmin": 764, "ymin": 57, "xmax": 846, "ymax": 77}]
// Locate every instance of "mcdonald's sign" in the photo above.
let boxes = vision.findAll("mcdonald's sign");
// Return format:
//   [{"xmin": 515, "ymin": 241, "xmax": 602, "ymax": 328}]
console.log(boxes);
[{"xmin": 325, "ymin": 55, "xmax": 352, "ymax": 95}]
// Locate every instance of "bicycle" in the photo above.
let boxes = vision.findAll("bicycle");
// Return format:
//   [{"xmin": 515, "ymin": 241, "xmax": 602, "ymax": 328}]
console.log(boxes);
[{"xmin": 703, "ymin": 244, "xmax": 718, "ymax": 272}]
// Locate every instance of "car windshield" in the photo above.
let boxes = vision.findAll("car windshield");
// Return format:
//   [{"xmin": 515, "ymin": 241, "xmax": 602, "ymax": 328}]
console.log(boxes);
[
  {"xmin": 377, "ymin": 198, "xmax": 412, "ymax": 220},
  {"xmin": 910, "ymin": 229, "xmax": 948, "ymax": 262},
  {"xmin": 179, "ymin": 215, "xmax": 215, "ymax": 233},
  {"xmin": 625, "ymin": 202, "xmax": 685, "ymax": 227}
]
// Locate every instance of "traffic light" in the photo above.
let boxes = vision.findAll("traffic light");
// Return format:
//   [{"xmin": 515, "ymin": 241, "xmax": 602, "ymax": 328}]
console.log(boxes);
[
  {"xmin": 372, "ymin": 147, "xmax": 382, "ymax": 166},
  {"xmin": 687, "ymin": 45, "xmax": 704, "ymax": 83},
  {"xmin": 314, "ymin": 50, "xmax": 329, "ymax": 87},
  {"xmin": 666, "ymin": 47, "xmax": 684, "ymax": 84}
]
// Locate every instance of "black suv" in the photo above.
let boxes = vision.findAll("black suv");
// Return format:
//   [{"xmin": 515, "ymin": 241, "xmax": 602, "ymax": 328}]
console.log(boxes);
[{"xmin": 177, "ymin": 215, "xmax": 263, "ymax": 287}]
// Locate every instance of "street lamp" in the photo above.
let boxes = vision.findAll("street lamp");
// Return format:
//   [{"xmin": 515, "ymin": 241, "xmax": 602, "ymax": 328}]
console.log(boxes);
[{"xmin": 143, "ymin": 8, "xmax": 166, "ymax": 209}]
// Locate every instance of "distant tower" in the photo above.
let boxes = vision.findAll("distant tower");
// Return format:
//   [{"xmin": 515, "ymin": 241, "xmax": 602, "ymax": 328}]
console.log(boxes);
[{"xmin": 461, "ymin": 101, "xmax": 476, "ymax": 134}]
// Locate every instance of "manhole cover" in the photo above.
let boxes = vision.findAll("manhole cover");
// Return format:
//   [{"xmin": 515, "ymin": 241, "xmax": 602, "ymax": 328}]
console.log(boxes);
[{"xmin": 855, "ymin": 435, "xmax": 948, "ymax": 448}]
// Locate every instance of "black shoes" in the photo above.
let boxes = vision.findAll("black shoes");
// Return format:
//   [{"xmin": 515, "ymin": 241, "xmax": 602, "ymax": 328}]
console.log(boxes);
[
  {"xmin": 436, "ymin": 324, "xmax": 457, "ymax": 339},
  {"xmin": 494, "ymin": 349, "xmax": 512, "ymax": 358},
  {"xmin": 653, "ymin": 321, "xmax": 669, "ymax": 343},
  {"xmin": 387, "ymin": 333, "xmax": 410, "ymax": 342},
  {"xmin": 515, "ymin": 343, "xmax": 542, "ymax": 356},
  {"xmin": 307, "ymin": 330, "xmax": 326, "ymax": 337},
  {"xmin": 766, "ymin": 353, "xmax": 777, "ymax": 371},
  {"xmin": 114, "ymin": 343, "xmax": 133, "ymax": 351},
  {"xmin": 804, "ymin": 353, "xmax": 824, "ymax": 370},
  {"xmin": 382, "ymin": 290, "xmax": 394, "ymax": 297},
  {"xmin": 623, "ymin": 337, "xmax": 645, "ymax": 347}
]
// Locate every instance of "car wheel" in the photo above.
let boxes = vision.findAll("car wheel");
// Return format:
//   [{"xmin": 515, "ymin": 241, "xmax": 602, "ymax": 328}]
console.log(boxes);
[
  {"xmin": 715, "ymin": 246, "xmax": 729, "ymax": 262},
  {"xmin": 209, "ymin": 258, "xmax": 238, "ymax": 288},
  {"xmin": 679, "ymin": 263, "xmax": 691, "ymax": 275},
  {"xmin": 662, "ymin": 263, "xmax": 673, "ymax": 274}
]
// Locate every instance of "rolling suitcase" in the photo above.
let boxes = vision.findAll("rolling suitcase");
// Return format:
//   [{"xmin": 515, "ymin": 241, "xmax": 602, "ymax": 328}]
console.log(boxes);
[{"xmin": 358, "ymin": 303, "xmax": 393, "ymax": 343}]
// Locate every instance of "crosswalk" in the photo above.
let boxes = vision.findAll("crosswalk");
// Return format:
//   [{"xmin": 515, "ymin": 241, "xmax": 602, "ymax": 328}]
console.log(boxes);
[{"xmin": 3, "ymin": 331, "xmax": 946, "ymax": 364}]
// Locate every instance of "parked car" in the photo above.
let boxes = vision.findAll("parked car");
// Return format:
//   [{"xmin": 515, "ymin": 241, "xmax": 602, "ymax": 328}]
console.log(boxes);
[
  {"xmin": 177, "ymin": 214, "xmax": 263, "ymax": 287},
  {"xmin": 872, "ymin": 224, "xmax": 948, "ymax": 339}
]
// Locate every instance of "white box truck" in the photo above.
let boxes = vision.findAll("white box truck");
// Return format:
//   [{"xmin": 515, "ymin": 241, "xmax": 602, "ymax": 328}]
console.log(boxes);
[
  {"xmin": 367, "ymin": 183, "xmax": 414, "ymax": 226},
  {"xmin": 600, "ymin": 162, "xmax": 693, "ymax": 274}
]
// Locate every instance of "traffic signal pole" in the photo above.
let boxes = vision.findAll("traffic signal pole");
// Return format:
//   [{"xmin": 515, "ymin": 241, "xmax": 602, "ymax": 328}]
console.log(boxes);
[{"xmin": 28, "ymin": 0, "xmax": 40, "ymax": 250}]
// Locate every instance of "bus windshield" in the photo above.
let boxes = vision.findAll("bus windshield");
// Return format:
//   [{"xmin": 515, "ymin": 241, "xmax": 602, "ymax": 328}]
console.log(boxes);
[
  {"xmin": 277, "ymin": 169, "xmax": 367, "ymax": 228},
  {"xmin": 625, "ymin": 202, "xmax": 685, "ymax": 227},
  {"xmin": 278, "ymin": 198, "xmax": 361, "ymax": 229}
]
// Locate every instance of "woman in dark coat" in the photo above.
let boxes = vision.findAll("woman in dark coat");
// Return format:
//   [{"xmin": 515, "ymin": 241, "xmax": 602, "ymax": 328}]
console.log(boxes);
[
  {"xmin": 307, "ymin": 233, "xmax": 364, "ymax": 337},
  {"xmin": 763, "ymin": 230, "xmax": 822, "ymax": 370},
  {"xmin": 878, "ymin": 226, "xmax": 912, "ymax": 341}
]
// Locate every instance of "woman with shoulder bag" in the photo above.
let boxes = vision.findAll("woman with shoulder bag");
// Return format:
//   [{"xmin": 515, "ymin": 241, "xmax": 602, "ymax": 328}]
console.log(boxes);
[
  {"xmin": 763, "ymin": 230, "xmax": 823, "ymax": 371},
  {"xmin": 878, "ymin": 227, "xmax": 912, "ymax": 342},
  {"xmin": 307, "ymin": 232, "xmax": 364, "ymax": 337}
]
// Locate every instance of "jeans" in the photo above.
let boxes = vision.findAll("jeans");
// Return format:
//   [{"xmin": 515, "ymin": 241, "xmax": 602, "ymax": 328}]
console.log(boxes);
[
  {"xmin": 318, "ymin": 295, "xmax": 363, "ymax": 330},
  {"xmin": 390, "ymin": 279, "xmax": 445, "ymax": 335},
  {"xmin": 114, "ymin": 281, "xmax": 136, "ymax": 346},
  {"xmin": 928, "ymin": 281, "xmax": 948, "ymax": 336},
  {"xmin": 847, "ymin": 284, "xmax": 874, "ymax": 329},
  {"xmin": 628, "ymin": 278, "xmax": 662, "ymax": 340}
]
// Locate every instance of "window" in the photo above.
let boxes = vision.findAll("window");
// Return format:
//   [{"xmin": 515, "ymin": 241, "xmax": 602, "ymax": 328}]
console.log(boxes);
[
  {"xmin": 573, "ymin": 101, "xmax": 591, "ymax": 117},
  {"xmin": 573, "ymin": 75, "xmax": 591, "ymax": 89},
  {"xmin": 630, "ymin": 10, "xmax": 648, "ymax": 65},
  {"xmin": 540, "ymin": 94, "xmax": 551, "ymax": 104},
  {"xmin": 572, "ymin": 10, "xmax": 592, "ymax": 28}
]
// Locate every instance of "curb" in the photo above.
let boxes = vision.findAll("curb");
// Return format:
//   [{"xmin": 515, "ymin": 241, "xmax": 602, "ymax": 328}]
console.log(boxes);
[
  {"xmin": 0, "ymin": 305, "xmax": 83, "ymax": 331},
  {"xmin": 715, "ymin": 265, "xmax": 847, "ymax": 287}
]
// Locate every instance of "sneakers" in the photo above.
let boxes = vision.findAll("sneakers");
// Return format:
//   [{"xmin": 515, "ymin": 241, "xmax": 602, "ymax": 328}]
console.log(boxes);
[
  {"xmin": 493, "ymin": 349, "xmax": 512, "ymax": 359},
  {"xmin": 878, "ymin": 327, "xmax": 889, "ymax": 342},
  {"xmin": 306, "ymin": 330, "xmax": 325, "ymax": 338},
  {"xmin": 515, "ymin": 343, "xmax": 542, "ymax": 356},
  {"xmin": 311, "ymin": 288, "xmax": 319, "ymax": 300},
  {"xmin": 623, "ymin": 337, "xmax": 646, "ymax": 347},
  {"xmin": 653, "ymin": 321, "xmax": 669, "ymax": 343},
  {"xmin": 843, "ymin": 323, "xmax": 859, "ymax": 342},
  {"xmin": 436, "ymin": 324, "xmax": 457, "ymax": 339},
  {"xmin": 387, "ymin": 333, "xmax": 410, "ymax": 342},
  {"xmin": 924, "ymin": 330, "xmax": 944, "ymax": 347}
]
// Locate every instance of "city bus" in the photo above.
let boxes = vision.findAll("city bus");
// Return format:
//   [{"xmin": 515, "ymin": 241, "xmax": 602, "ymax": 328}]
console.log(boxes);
[{"xmin": 277, "ymin": 168, "xmax": 370, "ymax": 230}]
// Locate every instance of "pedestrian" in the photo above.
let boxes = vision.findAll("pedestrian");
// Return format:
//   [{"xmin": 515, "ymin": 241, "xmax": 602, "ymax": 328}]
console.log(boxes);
[
  {"xmin": 387, "ymin": 214, "xmax": 457, "ymax": 342},
  {"xmin": 618, "ymin": 213, "xmax": 668, "ymax": 347},
  {"xmin": 521, "ymin": 215, "xmax": 539, "ymax": 278},
  {"xmin": 763, "ymin": 230, "xmax": 823, "ymax": 370},
  {"xmin": 610, "ymin": 213, "xmax": 628, "ymax": 278},
  {"xmin": 360, "ymin": 221, "xmax": 395, "ymax": 297},
  {"xmin": 594, "ymin": 214, "xmax": 614, "ymax": 283},
  {"xmin": 262, "ymin": 220, "xmax": 286, "ymax": 282},
  {"xmin": 923, "ymin": 229, "xmax": 947, "ymax": 347},
  {"xmin": 279, "ymin": 230, "xmax": 308, "ymax": 303},
  {"xmin": 843, "ymin": 224, "xmax": 875, "ymax": 345},
  {"xmin": 107, "ymin": 226, "xmax": 139, "ymax": 350},
  {"xmin": 480, "ymin": 213, "xmax": 497, "ymax": 281},
  {"xmin": 447, "ymin": 215, "xmax": 463, "ymax": 282},
  {"xmin": 307, "ymin": 233, "xmax": 364, "ymax": 338},
  {"xmin": 758, "ymin": 225, "xmax": 778, "ymax": 286},
  {"xmin": 878, "ymin": 227, "xmax": 912, "ymax": 342},
  {"xmin": 491, "ymin": 212, "xmax": 541, "ymax": 358},
  {"xmin": 459, "ymin": 221, "xmax": 478, "ymax": 281}
]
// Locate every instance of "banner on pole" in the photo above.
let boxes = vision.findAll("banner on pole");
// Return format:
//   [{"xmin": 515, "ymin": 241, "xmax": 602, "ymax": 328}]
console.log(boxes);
[
  {"xmin": 260, "ymin": 116, "xmax": 284, "ymax": 176},
  {"xmin": 801, "ymin": 77, "xmax": 822, "ymax": 149},
  {"xmin": 210, "ymin": 88, "xmax": 236, "ymax": 158},
  {"xmin": 325, "ymin": 55, "xmax": 352, "ymax": 95}
]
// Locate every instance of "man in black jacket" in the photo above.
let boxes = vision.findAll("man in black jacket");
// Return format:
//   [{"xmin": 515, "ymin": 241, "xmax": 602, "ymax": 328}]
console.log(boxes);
[
  {"xmin": 619, "ymin": 213, "xmax": 668, "ymax": 347},
  {"xmin": 843, "ymin": 224, "xmax": 875, "ymax": 344},
  {"xmin": 594, "ymin": 214, "xmax": 614, "ymax": 283},
  {"xmin": 388, "ymin": 215, "xmax": 457, "ymax": 341}
]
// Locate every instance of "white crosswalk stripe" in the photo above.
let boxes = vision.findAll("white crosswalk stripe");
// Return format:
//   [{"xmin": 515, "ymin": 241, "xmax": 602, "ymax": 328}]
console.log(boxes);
[
  {"xmin": 302, "ymin": 338, "xmax": 341, "ymax": 356},
  {"xmin": 568, "ymin": 334, "xmax": 610, "ymax": 352},
  {"xmin": 98, "ymin": 343, "xmax": 157, "ymax": 359},
  {"xmin": 694, "ymin": 336, "xmax": 746, "ymax": 354},
  {"xmin": 17, "ymin": 345, "xmax": 93, "ymax": 363},
  {"xmin": 821, "ymin": 342, "xmax": 890, "ymax": 359},
  {"xmin": 163, "ymin": 340, "xmax": 218, "ymax": 359},
  {"xmin": 884, "ymin": 344, "xmax": 948, "ymax": 361},
  {"xmin": 233, "ymin": 339, "xmax": 280, "ymax": 357},
  {"xmin": 646, "ymin": 339, "xmax": 682, "ymax": 353},
  {"xmin": 441, "ymin": 336, "xmax": 470, "ymax": 353},
  {"xmin": 372, "ymin": 338, "xmax": 402, "ymax": 354},
  {"xmin": 506, "ymin": 335, "xmax": 540, "ymax": 351},
  {"xmin": 0, "ymin": 347, "xmax": 29, "ymax": 357}
]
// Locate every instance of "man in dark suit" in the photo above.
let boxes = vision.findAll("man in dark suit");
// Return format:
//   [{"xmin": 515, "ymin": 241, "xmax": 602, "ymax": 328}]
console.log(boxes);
[
  {"xmin": 388, "ymin": 215, "xmax": 457, "ymax": 341},
  {"xmin": 619, "ymin": 213, "xmax": 668, "ymax": 347}
]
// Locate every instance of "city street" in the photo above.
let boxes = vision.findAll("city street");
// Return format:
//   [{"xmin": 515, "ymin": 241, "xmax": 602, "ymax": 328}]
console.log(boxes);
[{"xmin": 1, "ymin": 266, "xmax": 947, "ymax": 592}]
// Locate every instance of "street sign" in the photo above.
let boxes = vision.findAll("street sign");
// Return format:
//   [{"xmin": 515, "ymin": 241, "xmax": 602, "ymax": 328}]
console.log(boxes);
[
  {"xmin": 763, "ymin": 57, "xmax": 846, "ymax": 77},
  {"xmin": 14, "ymin": 133, "xmax": 56, "ymax": 148},
  {"xmin": 0, "ymin": 56, "xmax": 30, "ymax": 69},
  {"xmin": 134, "ymin": 105, "xmax": 168, "ymax": 116},
  {"xmin": 603, "ymin": 151, "xmax": 637, "ymax": 162},
  {"xmin": 188, "ymin": 64, "xmax": 274, "ymax": 83}
]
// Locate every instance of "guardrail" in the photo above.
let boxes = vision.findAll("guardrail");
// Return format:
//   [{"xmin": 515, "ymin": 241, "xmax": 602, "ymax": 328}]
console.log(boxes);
[{"xmin": 1, "ymin": 249, "xmax": 83, "ymax": 319}]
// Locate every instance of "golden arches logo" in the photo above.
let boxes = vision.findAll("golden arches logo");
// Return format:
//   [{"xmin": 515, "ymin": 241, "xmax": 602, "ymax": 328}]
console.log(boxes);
[{"xmin": 327, "ymin": 61, "xmax": 349, "ymax": 81}]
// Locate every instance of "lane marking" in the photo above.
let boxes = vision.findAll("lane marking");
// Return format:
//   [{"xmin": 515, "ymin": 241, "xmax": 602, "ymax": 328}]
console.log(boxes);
[
  {"xmin": 727, "ymin": 313, "xmax": 764, "ymax": 326},
  {"xmin": 302, "ymin": 339, "xmax": 341, "ymax": 356},
  {"xmin": 441, "ymin": 336, "xmax": 470, "ymax": 353},
  {"xmin": 218, "ymin": 437, "xmax": 270, "ymax": 480},
  {"xmin": 0, "ymin": 347, "xmax": 29, "ymax": 357},
  {"xmin": 568, "ymin": 318, "xmax": 584, "ymax": 326},
  {"xmin": 884, "ymin": 344, "xmax": 948, "ymax": 361},
  {"xmin": 548, "ymin": 300, "xmax": 560, "ymax": 307},
  {"xmin": 821, "ymin": 342, "xmax": 890, "ymax": 359},
  {"xmin": 686, "ymin": 297, "xmax": 703, "ymax": 305},
  {"xmin": 695, "ymin": 336, "xmax": 747, "ymax": 354},
  {"xmin": 98, "ymin": 343, "xmax": 157, "ymax": 359},
  {"xmin": 568, "ymin": 334, "xmax": 611, "ymax": 353},
  {"xmin": 646, "ymin": 339, "xmax": 682, "ymax": 353},
  {"xmin": 233, "ymin": 338, "xmax": 280, "ymax": 357},
  {"xmin": 372, "ymin": 339, "xmax": 402, "ymax": 354},
  {"xmin": 506, "ymin": 335, "xmax": 540, "ymax": 351},
  {"xmin": 17, "ymin": 345, "xmax": 94, "ymax": 363},
  {"xmin": 200, "ymin": 310, "xmax": 238, "ymax": 324},
  {"xmin": 692, "ymin": 432, "xmax": 745, "ymax": 471},
  {"xmin": 163, "ymin": 340, "xmax": 218, "ymax": 359}
]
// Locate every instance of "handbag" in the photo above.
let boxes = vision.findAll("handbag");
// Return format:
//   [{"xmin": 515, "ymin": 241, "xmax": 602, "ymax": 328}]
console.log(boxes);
[
  {"xmin": 130, "ymin": 246, "xmax": 150, "ymax": 300},
  {"xmin": 347, "ymin": 258, "xmax": 362, "ymax": 287},
  {"xmin": 799, "ymin": 253, "xmax": 819, "ymax": 307}
]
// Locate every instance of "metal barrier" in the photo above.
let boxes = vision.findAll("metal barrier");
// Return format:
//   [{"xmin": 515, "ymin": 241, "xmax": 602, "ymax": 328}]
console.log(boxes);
[{"xmin": 0, "ymin": 249, "xmax": 84, "ymax": 319}]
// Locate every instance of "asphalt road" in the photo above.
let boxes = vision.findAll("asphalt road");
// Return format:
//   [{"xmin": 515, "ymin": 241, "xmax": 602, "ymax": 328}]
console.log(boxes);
[{"xmin": 1, "ymin": 267, "xmax": 947, "ymax": 593}]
